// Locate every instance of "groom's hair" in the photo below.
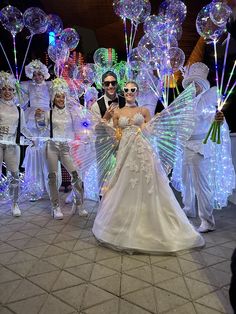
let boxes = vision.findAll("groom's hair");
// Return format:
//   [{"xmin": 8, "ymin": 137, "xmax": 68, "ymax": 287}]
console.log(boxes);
[{"xmin": 102, "ymin": 71, "xmax": 117, "ymax": 82}]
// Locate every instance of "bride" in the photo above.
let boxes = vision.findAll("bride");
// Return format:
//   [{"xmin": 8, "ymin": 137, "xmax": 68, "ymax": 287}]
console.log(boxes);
[{"xmin": 92, "ymin": 81, "xmax": 205, "ymax": 253}]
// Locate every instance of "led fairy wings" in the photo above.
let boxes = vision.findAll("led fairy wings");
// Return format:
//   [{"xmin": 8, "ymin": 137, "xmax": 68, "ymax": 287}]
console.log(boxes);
[{"xmin": 70, "ymin": 83, "xmax": 196, "ymax": 195}]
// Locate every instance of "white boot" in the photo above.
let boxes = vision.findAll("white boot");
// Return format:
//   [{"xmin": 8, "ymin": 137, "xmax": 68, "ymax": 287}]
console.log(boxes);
[
  {"xmin": 51, "ymin": 206, "xmax": 63, "ymax": 220},
  {"xmin": 11, "ymin": 203, "xmax": 21, "ymax": 217},
  {"xmin": 197, "ymin": 221, "xmax": 216, "ymax": 233},
  {"xmin": 71, "ymin": 203, "xmax": 88, "ymax": 216}
]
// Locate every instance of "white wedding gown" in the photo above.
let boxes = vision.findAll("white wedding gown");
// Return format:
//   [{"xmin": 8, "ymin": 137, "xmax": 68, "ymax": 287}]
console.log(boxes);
[{"xmin": 92, "ymin": 113, "xmax": 205, "ymax": 253}]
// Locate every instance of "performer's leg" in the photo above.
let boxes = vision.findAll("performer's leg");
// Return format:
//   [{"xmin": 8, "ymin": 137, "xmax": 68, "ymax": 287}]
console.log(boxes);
[
  {"xmin": 60, "ymin": 143, "xmax": 87, "ymax": 216},
  {"xmin": 5, "ymin": 145, "xmax": 21, "ymax": 217},
  {"xmin": 46, "ymin": 142, "xmax": 63, "ymax": 219},
  {"xmin": 190, "ymin": 153, "xmax": 215, "ymax": 232},
  {"xmin": 182, "ymin": 153, "xmax": 197, "ymax": 218}
]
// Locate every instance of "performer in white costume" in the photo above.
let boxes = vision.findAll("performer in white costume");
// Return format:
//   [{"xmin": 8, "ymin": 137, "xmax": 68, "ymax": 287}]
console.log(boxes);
[
  {"xmin": 22, "ymin": 60, "xmax": 51, "ymax": 200},
  {"xmin": 0, "ymin": 71, "xmax": 32, "ymax": 216},
  {"xmin": 172, "ymin": 62, "xmax": 235, "ymax": 233},
  {"xmin": 35, "ymin": 78, "xmax": 88, "ymax": 219},
  {"xmin": 92, "ymin": 81, "xmax": 204, "ymax": 253},
  {"xmin": 66, "ymin": 86, "xmax": 99, "ymax": 203}
]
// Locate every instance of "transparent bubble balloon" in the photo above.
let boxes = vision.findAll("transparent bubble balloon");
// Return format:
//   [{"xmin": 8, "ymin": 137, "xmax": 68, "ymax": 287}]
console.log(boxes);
[
  {"xmin": 48, "ymin": 39, "xmax": 70, "ymax": 63},
  {"xmin": 130, "ymin": 46, "xmax": 150, "ymax": 64},
  {"xmin": 154, "ymin": 34, "xmax": 178, "ymax": 51},
  {"xmin": 69, "ymin": 80, "xmax": 86, "ymax": 99},
  {"xmin": 166, "ymin": 47, "xmax": 185, "ymax": 73},
  {"xmin": 47, "ymin": 14, "xmax": 63, "ymax": 35},
  {"xmin": 113, "ymin": 0, "xmax": 146, "ymax": 21},
  {"xmin": 0, "ymin": 5, "xmax": 24, "ymax": 35},
  {"xmin": 210, "ymin": 2, "xmax": 232, "ymax": 27},
  {"xmin": 149, "ymin": 47, "xmax": 164, "ymax": 70},
  {"xmin": 129, "ymin": 47, "xmax": 149, "ymax": 72},
  {"xmin": 76, "ymin": 64, "xmax": 96, "ymax": 86},
  {"xmin": 143, "ymin": 15, "xmax": 160, "ymax": 35},
  {"xmin": 59, "ymin": 28, "xmax": 80, "ymax": 51},
  {"xmin": 196, "ymin": 4, "xmax": 226, "ymax": 41},
  {"xmin": 138, "ymin": 33, "xmax": 156, "ymax": 52},
  {"xmin": 159, "ymin": 0, "xmax": 187, "ymax": 24},
  {"xmin": 135, "ymin": 0, "xmax": 151, "ymax": 24},
  {"xmin": 54, "ymin": 60, "xmax": 77, "ymax": 78},
  {"xmin": 23, "ymin": 7, "xmax": 48, "ymax": 34},
  {"xmin": 93, "ymin": 48, "xmax": 117, "ymax": 67}
]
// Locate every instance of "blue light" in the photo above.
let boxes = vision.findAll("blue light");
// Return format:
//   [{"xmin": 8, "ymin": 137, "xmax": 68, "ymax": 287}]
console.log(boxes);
[
  {"xmin": 82, "ymin": 121, "xmax": 89, "ymax": 128},
  {"xmin": 49, "ymin": 32, "xmax": 56, "ymax": 46}
]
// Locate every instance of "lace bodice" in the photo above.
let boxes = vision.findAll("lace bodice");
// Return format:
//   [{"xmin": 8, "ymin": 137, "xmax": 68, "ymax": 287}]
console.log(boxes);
[{"xmin": 118, "ymin": 112, "xmax": 144, "ymax": 129}]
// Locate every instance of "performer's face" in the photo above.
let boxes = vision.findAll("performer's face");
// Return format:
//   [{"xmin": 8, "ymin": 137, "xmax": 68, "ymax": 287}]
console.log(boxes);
[
  {"xmin": 194, "ymin": 82, "xmax": 203, "ymax": 96},
  {"xmin": 1, "ymin": 86, "xmax": 15, "ymax": 101},
  {"xmin": 103, "ymin": 75, "xmax": 117, "ymax": 99},
  {"xmin": 123, "ymin": 82, "xmax": 138, "ymax": 104},
  {"xmin": 54, "ymin": 93, "xmax": 65, "ymax": 108},
  {"xmin": 33, "ymin": 71, "xmax": 44, "ymax": 84}
]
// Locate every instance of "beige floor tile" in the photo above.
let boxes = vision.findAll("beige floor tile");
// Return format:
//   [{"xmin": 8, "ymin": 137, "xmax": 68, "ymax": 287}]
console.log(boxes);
[
  {"xmin": 39, "ymin": 294, "xmax": 75, "ymax": 314},
  {"xmin": 195, "ymin": 290, "xmax": 234, "ymax": 314},
  {"xmin": 122, "ymin": 256, "xmax": 147, "ymax": 271},
  {"xmin": 123, "ymin": 286, "xmax": 157, "ymax": 313},
  {"xmin": 7, "ymin": 260, "xmax": 36, "ymax": 277},
  {"xmin": 28, "ymin": 270, "xmax": 60, "ymax": 291},
  {"xmin": 164, "ymin": 302, "xmax": 197, "ymax": 314},
  {"xmin": 156, "ymin": 276, "xmax": 191, "ymax": 300},
  {"xmin": 43, "ymin": 253, "xmax": 70, "ymax": 269},
  {"xmin": 65, "ymin": 263, "xmax": 95, "ymax": 281},
  {"xmin": 0, "ymin": 307, "xmax": 15, "ymax": 314},
  {"xmin": 63, "ymin": 253, "xmax": 89, "ymax": 268},
  {"xmin": 0, "ymin": 280, "xmax": 21, "ymax": 304},
  {"xmin": 154, "ymin": 286, "xmax": 189, "ymax": 313},
  {"xmin": 121, "ymin": 274, "xmax": 151, "ymax": 295},
  {"xmin": 52, "ymin": 270, "xmax": 84, "ymax": 291},
  {"xmin": 152, "ymin": 265, "xmax": 179, "ymax": 284},
  {"xmin": 119, "ymin": 299, "xmax": 153, "ymax": 314},
  {"xmin": 154, "ymin": 257, "xmax": 182, "ymax": 275},
  {"xmin": 178, "ymin": 258, "xmax": 205, "ymax": 274},
  {"xmin": 7, "ymin": 279, "xmax": 45, "ymax": 303},
  {"xmin": 184, "ymin": 277, "xmax": 216, "ymax": 300},
  {"xmin": 84, "ymin": 297, "xmax": 119, "ymax": 314},
  {"xmin": 97, "ymin": 256, "xmax": 122, "ymax": 272},
  {"xmin": 124, "ymin": 265, "xmax": 153, "ymax": 284},
  {"xmin": 0, "ymin": 252, "xmax": 17, "ymax": 266},
  {"xmin": 81, "ymin": 284, "xmax": 115, "ymax": 310},
  {"xmin": 7, "ymin": 294, "xmax": 48, "ymax": 314},
  {"xmin": 92, "ymin": 273, "xmax": 121, "ymax": 296},
  {"xmin": 90, "ymin": 263, "xmax": 117, "ymax": 281},
  {"xmin": 28, "ymin": 260, "xmax": 59, "ymax": 276},
  {"xmin": 52, "ymin": 283, "xmax": 87, "ymax": 310},
  {"xmin": 194, "ymin": 303, "xmax": 225, "ymax": 314},
  {"xmin": 0, "ymin": 266, "xmax": 21, "ymax": 283}
]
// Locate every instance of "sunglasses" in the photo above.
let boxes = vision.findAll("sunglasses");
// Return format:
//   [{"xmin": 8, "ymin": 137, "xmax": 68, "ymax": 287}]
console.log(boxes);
[
  {"xmin": 103, "ymin": 80, "xmax": 117, "ymax": 87},
  {"xmin": 123, "ymin": 87, "xmax": 137, "ymax": 94}
]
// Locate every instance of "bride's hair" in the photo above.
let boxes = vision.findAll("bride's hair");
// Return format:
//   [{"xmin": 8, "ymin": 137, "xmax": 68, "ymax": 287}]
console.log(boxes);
[{"xmin": 125, "ymin": 81, "xmax": 139, "ymax": 92}]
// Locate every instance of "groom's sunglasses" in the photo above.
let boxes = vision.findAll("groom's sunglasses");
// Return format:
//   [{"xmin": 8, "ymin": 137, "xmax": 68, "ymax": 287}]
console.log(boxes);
[
  {"xmin": 103, "ymin": 80, "xmax": 117, "ymax": 87},
  {"xmin": 123, "ymin": 87, "xmax": 137, "ymax": 94}
]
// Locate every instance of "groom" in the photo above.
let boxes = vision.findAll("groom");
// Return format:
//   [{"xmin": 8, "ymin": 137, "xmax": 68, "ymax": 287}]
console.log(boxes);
[{"xmin": 91, "ymin": 71, "xmax": 125, "ymax": 122}]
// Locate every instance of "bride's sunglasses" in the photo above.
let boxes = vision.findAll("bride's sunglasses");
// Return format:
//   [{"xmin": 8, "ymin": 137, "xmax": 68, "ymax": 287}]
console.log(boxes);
[{"xmin": 123, "ymin": 87, "xmax": 137, "ymax": 94}]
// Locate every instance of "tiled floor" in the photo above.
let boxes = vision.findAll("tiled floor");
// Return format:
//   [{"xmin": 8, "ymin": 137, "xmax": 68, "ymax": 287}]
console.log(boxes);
[{"xmin": 0, "ymin": 195, "xmax": 235, "ymax": 314}]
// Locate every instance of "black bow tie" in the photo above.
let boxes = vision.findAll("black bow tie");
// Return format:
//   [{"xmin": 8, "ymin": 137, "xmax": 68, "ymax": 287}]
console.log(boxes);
[{"xmin": 108, "ymin": 98, "xmax": 118, "ymax": 106}]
